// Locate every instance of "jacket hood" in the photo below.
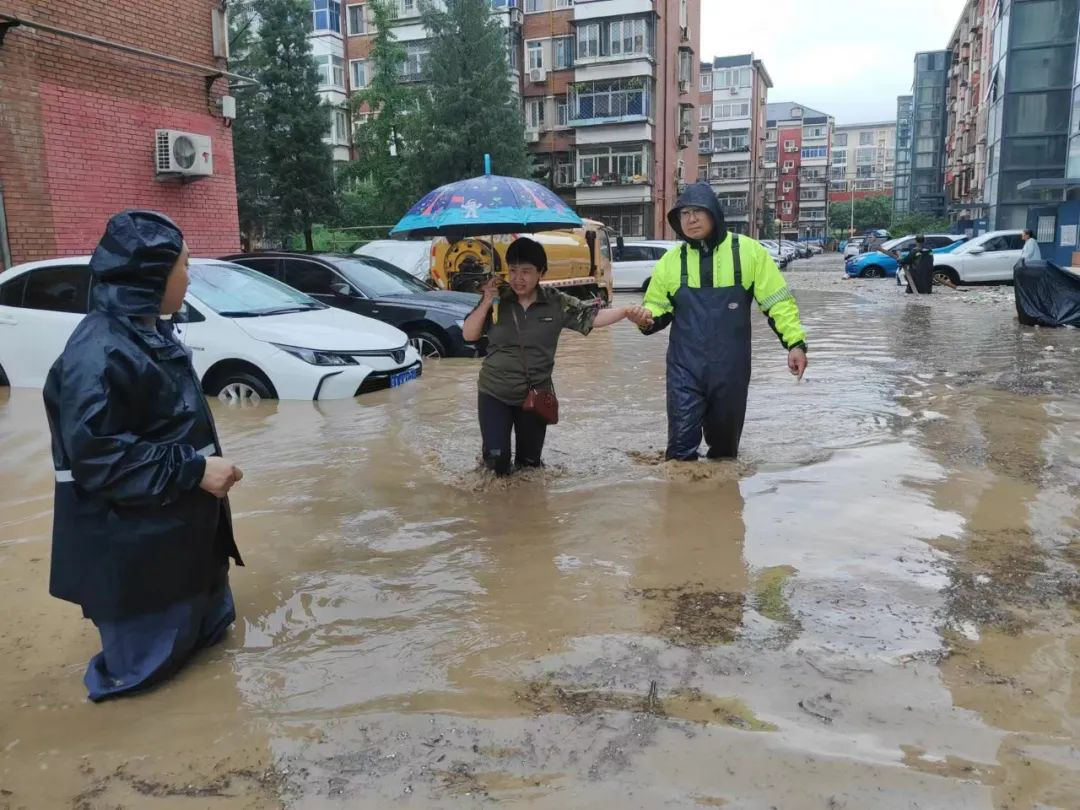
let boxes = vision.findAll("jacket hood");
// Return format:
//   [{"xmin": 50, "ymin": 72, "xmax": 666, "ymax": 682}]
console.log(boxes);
[
  {"xmin": 89, "ymin": 210, "xmax": 184, "ymax": 316},
  {"xmin": 667, "ymin": 183, "xmax": 728, "ymax": 249}
]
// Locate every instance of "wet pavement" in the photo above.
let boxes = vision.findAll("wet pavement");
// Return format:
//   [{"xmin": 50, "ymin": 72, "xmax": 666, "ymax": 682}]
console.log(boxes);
[{"xmin": 1, "ymin": 254, "xmax": 1078, "ymax": 808}]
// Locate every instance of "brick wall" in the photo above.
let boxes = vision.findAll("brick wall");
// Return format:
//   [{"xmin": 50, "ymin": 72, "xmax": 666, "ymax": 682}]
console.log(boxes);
[{"xmin": 0, "ymin": 1, "xmax": 240, "ymax": 265}]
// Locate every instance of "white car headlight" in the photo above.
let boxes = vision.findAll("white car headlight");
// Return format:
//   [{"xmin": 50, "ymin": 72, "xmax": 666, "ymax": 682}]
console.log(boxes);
[{"xmin": 272, "ymin": 343, "xmax": 358, "ymax": 366}]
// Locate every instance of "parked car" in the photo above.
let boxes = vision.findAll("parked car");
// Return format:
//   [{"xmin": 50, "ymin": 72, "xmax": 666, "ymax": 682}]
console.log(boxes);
[
  {"xmin": 611, "ymin": 240, "xmax": 678, "ymax": 291},
  {"xmin": 762, "ymin": 240, "xmax": 796, "ymax": 265},
  {"xmin": 781, "ymin": 240, "xmax": 811, "ymax": 259},
  {"xmin": 354, "ymin": 239, "xmax": 435, "ymax": 282},
  {"xmin": 807, "ymin": 243, "xmax": 824, "ymax": 255},
  {"xmin": 0, "ymin": 257, "xmax": 421, "ymax": 400},
  {"xmin": 844, "ymin": 234, "xmax": 967, "ymax": 278},
  {"xmin": 221, "ymin": 252, "xmax": 480, "ymax": 359},
  {"xmin": 931, "ymin": 230, "xmax": 1025, "ymax": 284},
  {"xmin": 843, "ymin": 237, "xmax": 866, "ymax": 259}
]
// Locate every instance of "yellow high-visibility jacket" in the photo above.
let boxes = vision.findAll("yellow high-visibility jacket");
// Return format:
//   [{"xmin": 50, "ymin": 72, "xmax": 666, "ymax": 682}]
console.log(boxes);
[{"xmin": 642, "ymin": 236, "xmax": 807, "ymax": 350}]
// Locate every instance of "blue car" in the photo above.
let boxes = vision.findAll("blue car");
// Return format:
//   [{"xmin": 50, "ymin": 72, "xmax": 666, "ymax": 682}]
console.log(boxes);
[{"xmin": 844, "ymin": 234, "xmax": 967, "ymax": 278}]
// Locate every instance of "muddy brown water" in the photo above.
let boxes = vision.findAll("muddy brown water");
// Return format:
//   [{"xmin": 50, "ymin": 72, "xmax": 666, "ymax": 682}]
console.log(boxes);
[{"xmin": 1, "ymin": 259, "xmax": 1078, "ymax": 808}]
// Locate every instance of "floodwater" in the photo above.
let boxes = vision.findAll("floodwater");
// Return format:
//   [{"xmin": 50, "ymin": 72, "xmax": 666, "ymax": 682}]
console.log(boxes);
[{"xmin": 1, "ymin": 257, "xmax": 1078, "ymax": 809}]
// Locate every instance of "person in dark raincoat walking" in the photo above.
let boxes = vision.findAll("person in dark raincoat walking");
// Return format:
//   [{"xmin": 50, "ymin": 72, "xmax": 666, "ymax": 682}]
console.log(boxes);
[
  {"xmin": 898, "ymin": 234, "xmax": 935, "ymax": 294},
  {"xmin": 44, "ymin": 210, "xmax": 245, "ymax": 702},
  {"xmin": 639, "ymin": 184, "xmax": 808, "ymax": 460}
]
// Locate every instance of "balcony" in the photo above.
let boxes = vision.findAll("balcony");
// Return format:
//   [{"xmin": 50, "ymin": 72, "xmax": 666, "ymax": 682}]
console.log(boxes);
[{"xmin": 576, "ymin": 174, "xmax": 652, "ymax": 188}]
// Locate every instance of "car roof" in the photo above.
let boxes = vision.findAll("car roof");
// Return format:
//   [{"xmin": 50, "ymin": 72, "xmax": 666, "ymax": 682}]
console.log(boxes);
[{"xmin": 1, "ymin": 255, "xmax": 246, "ymax": 281}]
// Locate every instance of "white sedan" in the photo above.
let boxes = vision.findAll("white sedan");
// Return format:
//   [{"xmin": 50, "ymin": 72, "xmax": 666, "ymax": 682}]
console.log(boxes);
[
  {"xmin": 612, "ymin": 240, "xmax": 678, "ymax": 291},
  {"xmin": 0, "ymin": 257, "xmax": 421, "ymax": 401},
  {"xmin": 931, "ymin": 230, "xmax": 1024, "ymax": 284}
]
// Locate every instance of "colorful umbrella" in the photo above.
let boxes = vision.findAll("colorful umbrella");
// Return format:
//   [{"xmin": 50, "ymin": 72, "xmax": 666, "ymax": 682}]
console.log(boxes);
[{"xmin": 390, "ymin": 155, "xmax": 583, "ymax": 239}]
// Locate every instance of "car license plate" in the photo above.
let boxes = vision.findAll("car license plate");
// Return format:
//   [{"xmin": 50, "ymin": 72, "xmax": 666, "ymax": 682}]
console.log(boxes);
[{"xmin": 390, "ymin": 367, "xmax": 419, "ymax": 388}]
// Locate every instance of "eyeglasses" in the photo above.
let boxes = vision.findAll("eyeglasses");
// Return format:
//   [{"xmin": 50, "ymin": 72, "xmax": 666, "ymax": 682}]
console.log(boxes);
[{"xmin": 679, "ymin": 208, "xmax": 706, "ymax": 221}]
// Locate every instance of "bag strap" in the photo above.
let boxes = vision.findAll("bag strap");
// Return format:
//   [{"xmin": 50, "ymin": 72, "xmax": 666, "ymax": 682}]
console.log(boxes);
[
  {"xmin": 510, "ymin": 303, "xmax": 534, "ymax": 389},
  {"xmin": 731, "ymin": 234, "xmax": 742, "ymax": 287},
  {"xmin": 680, "ymin": 244, "xmax": 688, "ymax": 287}
]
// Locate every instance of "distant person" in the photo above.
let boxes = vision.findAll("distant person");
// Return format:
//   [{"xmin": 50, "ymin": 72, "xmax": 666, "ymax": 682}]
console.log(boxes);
[
  {"xmin": 1021, "ymin": 229, "xmax": 1042, "ymax": 264},
  {"xmin": 639, "ymin": 183, "xmax": 807, "ymax": 461},
  {"xmin": 44, "ymin": 210, "xmax": 245, "ymax": 702},
  {"xmin": 461, "ymin": 237, "xmax": 652, "ymax": 475},
  {"xmin": 898, "ymin": 234, "xmax": 935, "ymax": 294}
]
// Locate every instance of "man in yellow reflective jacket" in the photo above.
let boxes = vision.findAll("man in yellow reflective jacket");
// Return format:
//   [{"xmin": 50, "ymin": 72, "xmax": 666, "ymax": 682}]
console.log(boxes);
[{"xmin": 640, "ymin": 183, "xmax": 808, "ymax": 460}]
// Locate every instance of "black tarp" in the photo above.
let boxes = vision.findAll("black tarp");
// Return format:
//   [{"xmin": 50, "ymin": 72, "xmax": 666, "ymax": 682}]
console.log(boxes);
[{"xmin": 1014, "ymin": 261, "xmax": 1080, "ymax": 327}]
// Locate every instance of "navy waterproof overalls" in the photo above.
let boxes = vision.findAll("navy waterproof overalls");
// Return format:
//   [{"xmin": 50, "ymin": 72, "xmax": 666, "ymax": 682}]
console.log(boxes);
[{"xmin": 666, "ymin": 235, "xmax": 753, "ymax": 460}]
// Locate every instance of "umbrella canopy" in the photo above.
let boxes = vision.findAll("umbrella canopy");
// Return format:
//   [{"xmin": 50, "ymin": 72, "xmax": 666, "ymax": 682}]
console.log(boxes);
[{"xmin": 391, "ymin": 170, "xmax": 583, "ymax": 240}]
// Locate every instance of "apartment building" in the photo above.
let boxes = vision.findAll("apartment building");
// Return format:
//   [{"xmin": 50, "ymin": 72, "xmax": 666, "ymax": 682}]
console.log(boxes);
[
  {"xmin": 765, "ymin": 102, "xmax": 833, "ymax": 241},
  {"xmin": 0, "ymin": 1, "xmax": 240, "ymax": 266},
  {"xmin": 893, "ymin": 95, "xmax": 913, "ymax": 214},
  {"xmin": 904, "ymin": 50, "xmax": 952, "ymax": 218},
  {"xmin": 828, "ymin": 121, "xmax": 896, "ymax": 204},
  {"xmin": 697, "ymin": 54, "xmax": 772, "ymax": 237},
  {"xmin": 943, "ymin": 0, "xmax": 992, "ymax": 229},
  {"xmin": 522, "ymin": 0, "xmax": 702, "ymax": 239},
  {"xmin": 983, "ymin": 0, "xmax": 1078, "ymax": 230}
]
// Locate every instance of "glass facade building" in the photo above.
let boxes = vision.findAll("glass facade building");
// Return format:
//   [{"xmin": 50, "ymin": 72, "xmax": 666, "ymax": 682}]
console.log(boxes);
[
  {"xmin": 893, "ymin": 95, "xmax": 913, "ymax": 214},
  {"xmin": 986, "ymin": 0, "xmax": 1080, "ymax": 229},
  {"xmin": 909, "ymin": 51, "xmax": 952, "ymax": 217}
]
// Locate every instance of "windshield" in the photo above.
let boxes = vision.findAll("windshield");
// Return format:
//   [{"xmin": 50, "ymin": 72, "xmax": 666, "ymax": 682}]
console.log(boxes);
[
  {"xmin": 330, "ymin": 257, "xmax": 432, "ymax": 297},
  {"xmin": 189, "ymin": 261, "xmax": 323, "ymax": 316},
  {"xmin": 880, "ymin": 237, "xmax": 909, "ymax": 252}
]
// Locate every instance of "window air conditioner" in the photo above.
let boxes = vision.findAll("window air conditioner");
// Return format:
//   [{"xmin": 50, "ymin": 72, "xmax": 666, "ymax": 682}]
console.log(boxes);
[
  {"xmin": 155, "ymin": 130, "xmax": 213, "ymax": 178},
  {"xmin": 525, "ymin": 128, "xmax": 540, "ymax": 143},
  {"xmin": 529, "ymin": 67, "xmax": 547, "ymax": 83}
]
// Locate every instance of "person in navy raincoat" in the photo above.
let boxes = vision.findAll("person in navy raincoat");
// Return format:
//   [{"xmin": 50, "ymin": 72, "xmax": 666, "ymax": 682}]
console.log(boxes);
[
  {"xmin": 44, "ymin": 210, "xmax": 245, "ymax": 702},
  {"xmin": 639, "ymin": 184, "xmax": 808, "ymax": 460}
]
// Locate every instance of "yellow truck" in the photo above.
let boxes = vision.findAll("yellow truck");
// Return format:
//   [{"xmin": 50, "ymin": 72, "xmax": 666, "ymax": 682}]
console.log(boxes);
[{"xmin": 429, "ymin": 220, "xmax": 615, "ymax": 304}]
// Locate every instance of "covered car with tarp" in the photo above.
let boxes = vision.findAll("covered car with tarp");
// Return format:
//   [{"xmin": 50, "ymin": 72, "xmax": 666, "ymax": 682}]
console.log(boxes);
[{"xmin": 1014, "ymin": 260, "xmax": 1080, "ymax": 327}]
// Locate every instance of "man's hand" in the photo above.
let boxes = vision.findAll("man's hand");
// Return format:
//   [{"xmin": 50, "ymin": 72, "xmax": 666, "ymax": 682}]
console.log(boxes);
[
  {"xmin": 626, "ymin": 305, "xmax": 654, "ymax": 329},
  {"xmin": 788, "ymin": 347, "xmax": 807, "ymax": 381},
  {"xmin": 200, "ymin": 456, "xmax": 243, "ymax": 499}
]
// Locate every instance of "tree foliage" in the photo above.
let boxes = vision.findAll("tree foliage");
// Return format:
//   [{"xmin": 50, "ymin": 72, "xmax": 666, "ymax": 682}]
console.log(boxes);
[
  {"xmin": 232, "ymin": 0, "xmax": 339, "ymax": 249},
  {"xmin": 410, "ymin": 0, "xmax": 530, "ymax": 187},
  {"xmin": 828, "ymin": 194, "xmax": 894, "ymax": 235}
]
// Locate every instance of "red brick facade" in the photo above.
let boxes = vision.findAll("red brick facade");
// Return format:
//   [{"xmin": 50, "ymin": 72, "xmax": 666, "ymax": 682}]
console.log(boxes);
[{"xmin": 0, "ymin": 1, "xmax": 239, "ymax": 265}]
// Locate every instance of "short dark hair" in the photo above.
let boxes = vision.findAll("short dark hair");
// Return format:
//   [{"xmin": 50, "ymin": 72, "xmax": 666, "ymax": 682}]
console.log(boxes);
[
  {"xmin": 506, "ymin": 237, "xmax": 548, "ymax": 275},
  {"xmin": 1023, "ymin": 228, "xmax": 1035, "ymax": 238},
  {"xmin": 915, "ymin": 234, "xmax": 925, "ymax": 244}
]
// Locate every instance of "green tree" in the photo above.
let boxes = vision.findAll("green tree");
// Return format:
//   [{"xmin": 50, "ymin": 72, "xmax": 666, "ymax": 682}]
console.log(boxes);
[
  {"xmin": 342, "ymin": 0, "xmax": 423, "ymax": 226},
  {"xmin": 828, "ymin": 193, "xmax": 894, "ymax": 235},
  {"xmin": 410, "ymin": 0, "xmax": 530, "ymax": 187},
  {"xmin": 890, "ymin": 211, "xmax": 952, "ymax": 237},
  {"xmin": 249, "ymin": 0, "xmax": 338, "ymax": 249}
]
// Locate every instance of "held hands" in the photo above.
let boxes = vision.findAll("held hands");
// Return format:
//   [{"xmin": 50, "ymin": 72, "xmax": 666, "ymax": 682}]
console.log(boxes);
[
  {"xmin": 200, "ymin": 456, "xmax": 243, "ymax": 499},
  {"xmin": 788, "ymin": 347, "xmax": 808, "ymax": 381},
  {"xmin": 625, "ymin": 305, "xmax": 654, "ymax": 329}
]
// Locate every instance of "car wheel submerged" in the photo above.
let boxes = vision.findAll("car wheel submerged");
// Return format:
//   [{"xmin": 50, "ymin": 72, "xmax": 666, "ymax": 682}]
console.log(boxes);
[
  {"xmin": 408, "ymin": 331, "xmax": 447, "ymax": 360},
  {"xmin": 861, "ymin": 266, "xmax": 885, "ymax": 278},
  {"xmin": 934, "ymin": 267, "xmax": 960, "ymax": 286},
  {"xmin": 212, "ymin": 371, "xmax": 273, "ymax": 405}
]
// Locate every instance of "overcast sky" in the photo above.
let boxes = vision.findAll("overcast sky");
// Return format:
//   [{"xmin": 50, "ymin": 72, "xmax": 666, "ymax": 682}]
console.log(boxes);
[{"xmin": 701, "ymin": 0, "xmax": 967, "ymax": 125}]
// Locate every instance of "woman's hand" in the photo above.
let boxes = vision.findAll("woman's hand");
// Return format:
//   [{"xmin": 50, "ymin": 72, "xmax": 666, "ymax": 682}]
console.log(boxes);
[
  {"xmin": 480, "ymin": 276, "xmax": 499, "ymax": 304},
  {"xmin": 626, "ymin": 305, "xmax": 654, "ymax": 329}
]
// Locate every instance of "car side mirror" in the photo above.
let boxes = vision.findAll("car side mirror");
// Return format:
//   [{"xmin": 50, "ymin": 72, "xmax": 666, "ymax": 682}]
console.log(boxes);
[
  {"xmin": 330, "ymin": 281, "xmax": 353, "ymax": 297},
  {"xmin": 968, "ymin": 245, "xmax": 985, "ymax": 255}
]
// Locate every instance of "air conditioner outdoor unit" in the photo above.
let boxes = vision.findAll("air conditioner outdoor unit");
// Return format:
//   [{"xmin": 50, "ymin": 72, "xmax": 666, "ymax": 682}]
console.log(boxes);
[
  {"xmin": 525, "ymin": 128, "xmax": 540, "ymax": 143},
  {"xmin": 729, "ymin": 86, "xmax": 739, "ymax": 95},
  {"xmin": 155, "ymin": 129, "xmax": 213, "ymax": 178},
  {"xmin": 529, "ymin": 67, "xmax": 547, "ymax": 83}
]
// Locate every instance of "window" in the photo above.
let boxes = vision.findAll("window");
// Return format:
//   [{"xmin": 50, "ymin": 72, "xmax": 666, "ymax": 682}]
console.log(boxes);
[
  {"xmin": 346, "ymin": 3, "xmax": 367, "ymax": 35},
  {"xmin": 983, "ymin": 234, "xmax": 1024, "ymax": 251},
  {"xmin": 571, "ymin": 78, "xmax": 651, "ymax": 121},
  {"xmin": 333, "ymin": 108, "xmax": 349, "ymax": 144},
  {"xmin": 831, "ymin": 149, "xmax": 847, "ymax": 164},
  {"xmin": 584, "ymin": 205, "xmax": 647, "ymax": 237},
  {"xmin": 805, "ymin": 126, "xmax": 826, "ymax": 138},
  {"xmin": 859, "ymin": 131, "xmax": 874, "ymax": 145},
  {"xmin": 527, "ymin": 41, "xmax": 544, "ymax": 70},
  {"xmin": 399, "ymin": 41, "xmax": 429, "ymax": 79},
  {"xmin": 764, "ymin": 146, "xmax": 777, "ymax": 162},
  {"xmin": 1012, "ymin": 0, "xmax": 1078, "ymax": 46},
  {"xmin": 556, "ymin": 0, "xmax": 573, "ymax": 7},
  {"xmin": 783, "ymin": 181, "xmax": 794, "ymax": 192},
  {"xmin": 801, "ymin": 146, "xmax": 827, "ymax": 158},
  {"xmin": 0, "ymin": 274, "xmax": 26, "ymax": 307},
  {"xmin": 700, "ymin": 72, "xmax": 712, "ymax": 90},
  {"xmin": 553, "ymin": 36, "xmax": 574, "ymax": 69},
  {"xmin": 314, "ymin": 54, "xmax": 345, "ymax": 88},
  {"xmin": 577, "ymin": 145, "xmax": 649, "ymax": 182},
  {"xmin": 312, "ymin": 0, "xmax": 342, "ymax": 33},
  {"xmin": 700, "ymin": 106, "xmax": 711, "ymax": 122},
  {"xmin": 283, "ymin": 260, "xmax": 343, "ymax": 297},
  {"xmin": 713, "ymin": 128, "xmax": 748, "ymax": 151},
  {"xmin": 834, "ymin": 132, "xmax": 848, "ymax": 147},
  {"xmin": 783, "ymin": 139, "xmax": 796, "ymax": 151},
  {"xmin": 714, "ymin": 66, "xmax": 751, "ymax": 89},
  {"xmin": 915, "ymin": 153, "xmax": 936, "ymax": 168},
  {"xmin": 783, "ymin": 201, "xmax": 793, "ymax": 213},
  {"xmin": 782, "ymin": 160, "xmax": 795, "ymax": 171},
  {"xmin": 399, "ymin": 0, "xmax": 416, "ymax": 15},
  {"xmin": 577, "ymin": 22, "xmax": 600, "ymax": 59},
  {"xmin": 527, "ymin": 98, "xmax": 545, "ymax": 129},
  {"xmin": 525, "ymin": 0, "xmax": 541, "ymax": 10},
  {"xmin": 350, "ymin": 59, "xmax": 368, "ymax": 90},
  {"xmin": 556, "ymin": 97, "xmax": 568, "ymax": 126},
  {"xmin": 618, "ymin": 245, "xmax": 654, "ymax": 261},
  {"xmin": 556, "ymin": 162, "xmax": 574, "ymax": 186},
  {"xmin": 712, "ymin": 101, "xmax": 750, "ymax": 119},
  {"xmin": 22, "ymin": 266, "xmax": 90, "ymax": 313}
]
